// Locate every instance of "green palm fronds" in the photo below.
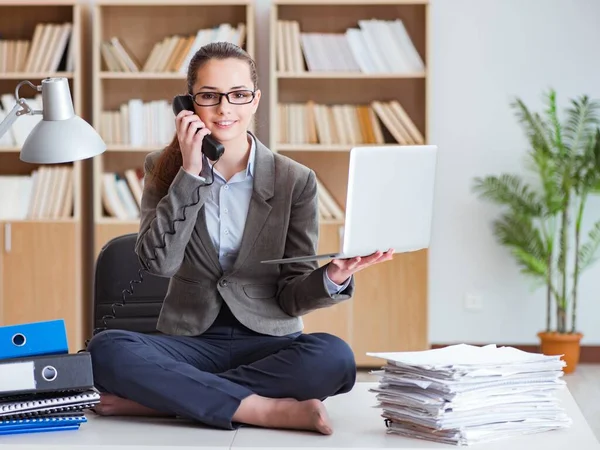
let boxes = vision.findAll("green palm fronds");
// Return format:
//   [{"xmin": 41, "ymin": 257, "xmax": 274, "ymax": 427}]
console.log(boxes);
[
  {"xmin": 545, "ymin": 90, "xmax": 568, "ymax": 157},
  {"xmin": 473, "ymin": 89, "xmax": 600, "ymax": 335},
  {"xmin": 492, "ymin": 212, "xmax": 548, "ymax": 277},
  {"xmin": 564, "ymin": 95, "xmax": 600, "ymax": 155},
  {"xmin": 578, "ymin": 220, "xmax": 600, "ymax": 271},
  {"xmin": 511, "ymin": 98, "xmax": 553, "ymax": 156},
  {"xmin": 472, "ymin": 174, "xmax": 544, "ymax": 216}
]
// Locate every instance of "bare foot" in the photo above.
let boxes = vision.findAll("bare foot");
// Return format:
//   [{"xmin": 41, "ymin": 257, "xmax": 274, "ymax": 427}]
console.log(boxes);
[
  {"xmin": 92, "ymin": 393, "xmax": 172, "ymax": 417},
  {"xmin": 233, "ymin": 395, "xmax": 333, "ymax": 435}
]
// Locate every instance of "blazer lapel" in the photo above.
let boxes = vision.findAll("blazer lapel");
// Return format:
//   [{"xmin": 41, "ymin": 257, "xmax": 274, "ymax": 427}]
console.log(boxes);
[
  {"xmin": 229, "ymin": 135, "xmax": 275, "ymax": 273},
  {"xmin": 195, "ymin": 205, "xmax": 223, "ymax": 273}
]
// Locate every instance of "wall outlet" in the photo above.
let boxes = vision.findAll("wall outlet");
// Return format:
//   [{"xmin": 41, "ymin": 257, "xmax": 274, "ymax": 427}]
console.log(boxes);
[{"xmin": 464, "ymin": 293, "xmax": 483, "ymax": 311}]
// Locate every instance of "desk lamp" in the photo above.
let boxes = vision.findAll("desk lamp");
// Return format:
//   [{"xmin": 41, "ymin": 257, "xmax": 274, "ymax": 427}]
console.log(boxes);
[{"xmin": 0, "ymin": 77, "xmax": 105, "ymax": 163}]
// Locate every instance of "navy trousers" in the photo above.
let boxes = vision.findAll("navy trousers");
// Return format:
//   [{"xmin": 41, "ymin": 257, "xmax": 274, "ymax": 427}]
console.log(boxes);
[{"xmin": 86, "ymin": 303, "xmax": 357, "ymax": 430}]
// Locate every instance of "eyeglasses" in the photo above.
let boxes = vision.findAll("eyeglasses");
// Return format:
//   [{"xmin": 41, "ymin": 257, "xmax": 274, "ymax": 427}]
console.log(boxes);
[{"xmin": 191, "ymin": 90, "xmax": 256, "ymax": 107}]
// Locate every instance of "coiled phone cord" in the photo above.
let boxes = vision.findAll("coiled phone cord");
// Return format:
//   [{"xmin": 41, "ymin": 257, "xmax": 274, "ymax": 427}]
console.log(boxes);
[{"xmin": 85, "ymin": 162, "xmax": 218, "ymax": 346}]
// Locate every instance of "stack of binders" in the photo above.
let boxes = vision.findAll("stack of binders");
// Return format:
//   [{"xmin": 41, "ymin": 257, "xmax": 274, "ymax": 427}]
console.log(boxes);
[{"xmin": 0, "ymin": 319, "xmax": 100, "ymax": 435}]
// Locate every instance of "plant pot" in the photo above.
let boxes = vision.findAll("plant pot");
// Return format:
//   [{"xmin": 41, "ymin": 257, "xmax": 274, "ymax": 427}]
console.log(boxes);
[{"xmin": 537, "ymin": 331, "xmax": 583, "ymax": 374}]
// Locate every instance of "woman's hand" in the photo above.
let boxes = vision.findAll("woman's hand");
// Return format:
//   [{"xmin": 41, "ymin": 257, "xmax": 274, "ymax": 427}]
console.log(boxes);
[
  {"xmin": 176, "ymin": 110, "xmax": 211, "ymax": 176},
  {"xmin": 326, "ymin": 249, "xmax": 394, "ymax": 285}
]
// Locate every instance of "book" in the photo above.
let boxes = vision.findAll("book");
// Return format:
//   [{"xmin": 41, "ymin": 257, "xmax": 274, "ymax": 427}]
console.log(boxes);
[
  {"xmin": 0, "ymin": 389, "xmax": 100, "ymax": 419},
  {"xmin": 0, "ymin": 352, "xmax": 94, "ymax": 397},
  {"xmin": 0, "ymin": 320, "xmax": 68, "ymax": 360},
  {"xmin": 0, "ymin": 414, "xmax": 87, "ymax": 435}
]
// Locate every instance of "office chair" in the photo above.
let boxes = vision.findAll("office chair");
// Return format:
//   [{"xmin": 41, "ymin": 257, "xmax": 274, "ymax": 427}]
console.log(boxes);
[{"xmin": 92, "ymin": 233, "xmax": 170, "ymax": 335}]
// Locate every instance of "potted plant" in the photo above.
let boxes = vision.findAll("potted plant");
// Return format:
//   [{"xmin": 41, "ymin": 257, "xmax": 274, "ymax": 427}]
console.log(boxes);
[{"xmin": 472, "ymin": 89, "xmax": 600, "ymax": 373}]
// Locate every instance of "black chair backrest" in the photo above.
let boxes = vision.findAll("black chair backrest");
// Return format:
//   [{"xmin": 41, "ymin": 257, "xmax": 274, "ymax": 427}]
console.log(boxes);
[{"xmin": 92, "ymin": 233, "xmax": 170, "ymax": 335}]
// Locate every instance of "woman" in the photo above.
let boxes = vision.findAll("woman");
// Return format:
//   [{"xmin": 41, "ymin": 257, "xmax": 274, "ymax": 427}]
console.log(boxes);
[{"xmin": 87, "ymin": 41, "xmax": 393, "ymax": 435}]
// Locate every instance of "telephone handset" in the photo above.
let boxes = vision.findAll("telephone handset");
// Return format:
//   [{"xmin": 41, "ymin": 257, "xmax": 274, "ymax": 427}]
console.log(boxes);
[
  {"xmin": 84, "ymin": 96, "xmax": 224, "ymax": 345},
  {"xmin": 172, "ymin": 95, "xmax": 225, "ymax": 161}
]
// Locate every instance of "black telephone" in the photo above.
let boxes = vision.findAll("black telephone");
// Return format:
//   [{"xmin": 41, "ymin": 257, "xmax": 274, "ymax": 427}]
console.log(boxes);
[{"xmin": 172, "ymin": 95, "xmax": 225, "ymax": 161}]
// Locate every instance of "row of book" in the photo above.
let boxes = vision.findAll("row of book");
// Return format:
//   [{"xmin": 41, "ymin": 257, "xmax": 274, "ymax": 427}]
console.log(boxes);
[
  {"xmin": 101, "ymin": 169, "xmax": 344, "ymax": 221},
  {"xmin": 277, "ymin": 100, "xmax": 424, "ymax": 146},
  {"xmin": 98, "ymin": 97, "xmax": 423, "ymax": 149},
  {"xmin": 0, "ymin": 320, "xmax": 99, "ymax": 435},
  {"xmin": 101, "ymin": 23, "xmax": 246, "ymax": 73},
  {"xmin": 102, "ymin": 170, "xmax": 143, "ymax": 220},
  {"xmin": 0, "ymin": 167, "xmax": 74, "ymax": 220},
  {"xmin": 277, "ymin": 19, "xmax": 424, "ymax": 73},
  {"xmin": 0, "ymin": 94, "xmax": 42, "ymax": 148},
  {"xmin": 99, "ymin": 99, "xmax": 176, "ymax": 147},
  {"xmin": 0, "ymin": 22, "xmax": 74, "ymax": 73},
  {"xmin": 316, "ymin": 177, "xmax": 344, "ymax": 221}
]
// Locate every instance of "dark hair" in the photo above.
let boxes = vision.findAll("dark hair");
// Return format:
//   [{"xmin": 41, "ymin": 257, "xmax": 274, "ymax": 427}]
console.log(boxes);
[{"xmin": 150, "ymin": 42, "xmax": 258, "ymax": 194}]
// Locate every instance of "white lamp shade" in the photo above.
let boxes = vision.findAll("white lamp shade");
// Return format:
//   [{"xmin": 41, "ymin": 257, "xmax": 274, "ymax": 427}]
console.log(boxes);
[{"xmin": 20, "ymin": 115, "xmax": 106, "ymax": 164}]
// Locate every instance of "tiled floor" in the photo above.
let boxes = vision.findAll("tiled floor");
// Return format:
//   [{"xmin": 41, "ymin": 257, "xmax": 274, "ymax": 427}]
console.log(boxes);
[{"xmin": 358, "ymin": 363, "xmax": 600, "ymax": 440}]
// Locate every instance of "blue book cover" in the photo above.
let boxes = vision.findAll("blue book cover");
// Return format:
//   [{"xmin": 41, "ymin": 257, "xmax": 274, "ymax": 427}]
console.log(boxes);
[
  {"xmin": 0, "ymin": 320, "xmax": 68, "ymax": 360},
  {"xmin": 0, "ymin": 414, "xmax": 86, "ymax": 435}
]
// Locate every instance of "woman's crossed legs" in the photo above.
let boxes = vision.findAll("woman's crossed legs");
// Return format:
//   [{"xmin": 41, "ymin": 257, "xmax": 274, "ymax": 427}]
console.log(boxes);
[{"xmin": 86, "ymin": 317, "xmax": 356, "ymax": 434}]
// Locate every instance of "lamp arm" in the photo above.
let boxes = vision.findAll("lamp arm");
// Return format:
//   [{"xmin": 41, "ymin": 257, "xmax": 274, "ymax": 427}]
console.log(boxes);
[
  {"xmin": 0, "ymin": 80, "xmax": 43, "ymax": 141},
  {"xmin": 0, "ymin": 102, "xmax": 22, "ymax": 141},
  {"xmin": 15, "ymin": 80, "xmax": 42, "ymax": 115}
]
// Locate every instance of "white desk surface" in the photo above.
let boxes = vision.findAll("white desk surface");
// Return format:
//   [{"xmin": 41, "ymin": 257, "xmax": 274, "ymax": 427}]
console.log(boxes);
[{"xmin": 1, "ymin": 382, "xmax": 598, "ymax": 450}]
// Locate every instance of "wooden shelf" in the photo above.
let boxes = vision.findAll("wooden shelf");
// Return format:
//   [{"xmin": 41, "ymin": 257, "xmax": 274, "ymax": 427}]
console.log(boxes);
[
  {"xmin": 96, "ymin": 0, "xmax": 251, "ymax": 5},
  {"xmin": 0, "ymin": 72, "xmax": 74, "ymax": 79},
  {"xmin": 277, "ymin": 143, "xmax": 403, "ymax": 152},
  {"xmin": 0, "ymin": 218, "xmax": 78, "ymax": 224},
  {"xmin": 276, "ymin": 71, "xmax": 426, "ymax": 79},
  {"xmin": 0, "ymin": 0, "xmax": 85, "ymax": 354},
  {"xmin": 106, "ymin": 145, "xmax": 162, "ymax": 153},
  {"xmin": 270, "ymin": 0, "xmax": 430, "ymax": 367},
  {"xmin": 99, "ymin": 215, "xmax": 340, "ymax": 227},
  {"xmin": 320, "ymin": 219, "xmax": 345, "ymax": 225},
  {"xmin": 0, "ymin": 0, "xmax": 77, "ymax": 5},
  {"xmin": 97, "ymin": 218, "xmax": 140, "ymax": 225},
  {"xmin": 99, "ymin": 72, "xmax": 186, "ymax": 79},
  {"xmin": 275, "ymin": 0, "xmax": 427, "ymax": 4}
]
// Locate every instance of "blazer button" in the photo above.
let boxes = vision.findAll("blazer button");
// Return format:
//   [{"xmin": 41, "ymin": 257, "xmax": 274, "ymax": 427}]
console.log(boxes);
[{"xmin": 220, "ymin": 279, "xmax": 228, "ymax": 287}]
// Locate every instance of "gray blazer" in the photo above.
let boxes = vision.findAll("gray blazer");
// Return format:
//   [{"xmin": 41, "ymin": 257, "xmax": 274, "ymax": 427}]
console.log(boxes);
[{"xmin": 135, "ymin": 133, "xmax": 355, "ymax": 337}]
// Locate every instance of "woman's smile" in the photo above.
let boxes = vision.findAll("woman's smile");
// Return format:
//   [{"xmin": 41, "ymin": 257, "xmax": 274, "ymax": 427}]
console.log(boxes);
[{"xmin": 213, "ymin": 119, "xmax": 237, "ymax": 129}]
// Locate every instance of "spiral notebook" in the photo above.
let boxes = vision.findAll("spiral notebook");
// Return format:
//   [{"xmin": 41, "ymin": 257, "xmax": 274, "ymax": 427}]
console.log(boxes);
[
  {"xmin": 0, "ymin": 389, "xmax": 100, "ymax": 419},
  {"xmin": 0, "ymin": 414, "xmax": 87, "ymax": 435}
]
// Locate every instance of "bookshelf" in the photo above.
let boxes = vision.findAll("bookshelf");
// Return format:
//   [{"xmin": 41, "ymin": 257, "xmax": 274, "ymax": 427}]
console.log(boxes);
[
  {"xmin": 270, "ymin": 0, "xmax": 430, "ymax": 366},
  {"xmin": 0, "ymin": 0, "xmax": 84, "ymax": 352},
  {"xmin": 92, "ymin": 0, "xmax": 255, "ymax": 257}
]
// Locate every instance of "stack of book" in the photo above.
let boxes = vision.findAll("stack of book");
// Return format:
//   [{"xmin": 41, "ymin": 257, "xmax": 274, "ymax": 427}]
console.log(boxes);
[
  {"xmin": 276, "ymin": 18, "xmax": 424, "ymax": 74},
  {"xmin": 0, "ymin": 166, "xmax": 74, "ymax": 220},
  {"xmin": 101, "ymin": 23, "xmax": 246, "ymax": 74},
  {"xmin": 0, "ymin": 320, "xmax": 100, "ymax": 435},
  {"xmin": 367, "ymin": 344, "xmax": 572, "ymax": 446},
  {"xmin": 0, "ymin": 22, "xmax": 74, "ymax": 74}
]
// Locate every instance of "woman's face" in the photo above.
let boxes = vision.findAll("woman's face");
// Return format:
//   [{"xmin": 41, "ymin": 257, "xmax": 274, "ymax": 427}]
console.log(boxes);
[{"xmin": 192, "ymin": 58, "xmax": 260, "ymax": 143}]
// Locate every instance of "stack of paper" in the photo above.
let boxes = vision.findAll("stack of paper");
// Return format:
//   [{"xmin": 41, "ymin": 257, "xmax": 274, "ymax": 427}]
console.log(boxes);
[{"xmin": 367, "ymin": 344, "xmax": 572, "ymax": 446}]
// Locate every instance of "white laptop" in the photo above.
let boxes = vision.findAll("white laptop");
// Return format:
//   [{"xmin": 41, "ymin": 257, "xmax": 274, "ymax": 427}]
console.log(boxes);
[{"xmin": 261, "ymin": 144, "xmax": 438, "ymax": 264}]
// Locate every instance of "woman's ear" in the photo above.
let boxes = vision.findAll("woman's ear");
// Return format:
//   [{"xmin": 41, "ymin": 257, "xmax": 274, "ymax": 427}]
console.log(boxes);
[{"xmin": 252, "ymin": 89, "xmax": 262, "ymax": 113}]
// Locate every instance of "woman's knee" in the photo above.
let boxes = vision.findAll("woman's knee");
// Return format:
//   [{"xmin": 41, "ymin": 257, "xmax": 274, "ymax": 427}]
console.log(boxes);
[
  {"xmin": 86, "ymin": 330, "xmax": 140, "ymax": 384},
  {"xmin": 87, "ymin": 329, "xmax": 137, "ymax": 357},
  {"xmin": 311, "ymin": 333, "xmax": 357, "ymax": 391}
]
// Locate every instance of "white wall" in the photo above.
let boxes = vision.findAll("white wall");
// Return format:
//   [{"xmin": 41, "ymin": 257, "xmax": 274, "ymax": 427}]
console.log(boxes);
[{"xmin": 428, "ymin": 0, "xmax": 600, "ymax": 345}]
